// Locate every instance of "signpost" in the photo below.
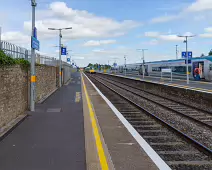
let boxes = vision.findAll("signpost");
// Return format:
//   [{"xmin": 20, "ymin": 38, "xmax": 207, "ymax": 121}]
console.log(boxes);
[
  {"xmin": 30, "ymin": 1, "xmax": 38, "ymax": 112},
  {"xmin": 182, "ymin": 51, "xmax": 192, "ymax": 72}
]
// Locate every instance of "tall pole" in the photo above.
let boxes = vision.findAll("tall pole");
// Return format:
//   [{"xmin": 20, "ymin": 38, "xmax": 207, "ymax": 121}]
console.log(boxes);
[
  {"xmin": 177, "ymin": 34, "xmax": 195, "ymax": 85},
  {"xmin": 185, "ymin": 37, "xmax": 189, "ymax": 84},
  {"xmin": 48, "ymin": 27, "xmax": 72, "ymax": 87},
  {"xmin": 30, "ymin": 0, "xmax": 36, "ymax": 111},
  {"xmin": 176, "ymin": 45, "xmax": 178, "ymax": 59},
  {"xmin": 59, "ymin": 29, "xmax": 62, "ymax": 87},
  {"xmin": 141, "ymin": 49, "xmax": 147, "ymax": 79},
  {"xmin": 124, "ymin": 55, "xmax": 126, "ymax": 76}
]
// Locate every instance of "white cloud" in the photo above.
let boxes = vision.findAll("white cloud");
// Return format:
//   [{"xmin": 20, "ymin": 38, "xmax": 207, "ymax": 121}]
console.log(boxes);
[
  {"xmin": 204, "ymin": 27, "xmax": 212, "ymax": 32},
  {"xmin": 187, "ymin": 0, "xmax": 212, "ymax": 12},
  {"xmin": 144, "ymin": 32, "xmax": 160, "ymax": 38},
  {"xmin": 1, "ymin": 31, "xmax": 30, "ymax": 46},
  {"xmin": 160, "ymin": 35, "xmax": 184, "ymax": 41},
  {"xmin": 83, "ymin": 40, "xmax": 116, "ymax": 47},
  {"xmin": 144, "ymin": 31, "xmax": 195, "ymax": 42},
  {"xmin": 142, "ymin": 39, "xmax": 159, "ymax": 45},
  {"xmin": 199, "ymin": 33, "xmax": 212, "ymax": 38},
  {"xmin": 22, "ymin": 2, "xmax": 140, "ymax": 40},
  {"xmin": 150, "ymin": 14, "xmax": 180, "ymax": 23},
  {"xmin": 150, "ymin": 0, "xmax": 212, "ymax": 24}
]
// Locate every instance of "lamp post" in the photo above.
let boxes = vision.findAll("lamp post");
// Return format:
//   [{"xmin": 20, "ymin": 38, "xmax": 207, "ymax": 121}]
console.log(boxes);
[
  {"xmin": 137, "ymin": 49, "xmax": 148, "ymax": 79},
  {"xmin": 48, "ymin": 27, "xmax": 72, "ymax": 87},
  {"xmin": 124, "ymin": 55, "xmax": 127, "ymax": 76},
  {"xmin": 176, "ymin": 45, "xmax": 178, "ymax": 59},
  {"xmin": 30, "ymin": 0, "xmax": 37, "ymax": 111},
  {"xmin": 177, "ymin": 35, "xmax": 195, "ymax": 84}
]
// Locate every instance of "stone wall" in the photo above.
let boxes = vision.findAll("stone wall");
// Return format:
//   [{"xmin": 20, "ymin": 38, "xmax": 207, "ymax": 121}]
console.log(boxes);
[
  {"xmin": 0, "ymin": 65, "xmax": 57, "ymax": 130},
  {"xmin": 0, "ymin": 66, "xmax": 28, "ymax": 128},
  {"xmin": 36, "ymin": 65, "xmax": 57, "ymax": 102}
]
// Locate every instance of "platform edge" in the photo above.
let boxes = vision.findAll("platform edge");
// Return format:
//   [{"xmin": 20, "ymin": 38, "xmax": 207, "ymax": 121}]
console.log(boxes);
[{"xmin": 83, "ymin": 72, "xmax": 171, "ymax": 170}]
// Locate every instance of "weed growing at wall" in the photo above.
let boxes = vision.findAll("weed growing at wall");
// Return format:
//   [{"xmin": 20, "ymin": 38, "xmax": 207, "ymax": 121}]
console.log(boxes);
[
  {"xmin": 0, "ymin": 50, "xmax": 30, "ymax": 70},
  {"xmin": 0, "ymin": 50, "xmax": 16, "ymax": 66}
]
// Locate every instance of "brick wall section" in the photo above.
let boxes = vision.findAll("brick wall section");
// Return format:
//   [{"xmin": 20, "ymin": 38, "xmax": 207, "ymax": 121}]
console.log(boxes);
[
  {"xmin": 36, "ymin": 65, "xmax": 57, "ymax": 102},
  {"xmin": 0, "ymin": 66, "xmax": 28, "ymax": 128}
]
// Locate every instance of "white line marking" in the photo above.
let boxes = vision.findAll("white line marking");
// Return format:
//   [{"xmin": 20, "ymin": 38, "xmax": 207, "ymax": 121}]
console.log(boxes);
[{"xmin": 83, "ymin": 73, "xmax": 171, "ymax": 170}]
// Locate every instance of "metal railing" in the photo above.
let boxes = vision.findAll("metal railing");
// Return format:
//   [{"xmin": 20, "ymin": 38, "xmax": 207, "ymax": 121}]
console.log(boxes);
[{"xmin": 0, "ymin": 40, "xmax": 57, "ymax": 66}]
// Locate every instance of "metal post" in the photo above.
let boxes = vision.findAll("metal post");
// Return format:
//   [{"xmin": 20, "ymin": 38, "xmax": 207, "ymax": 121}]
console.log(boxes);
[
  {"xmin": 142, "ymin": 50, "xmax": 145, "ymax": 79},
  {"xmin": 124, "ymin": 55, "xmax": 126, "ymax": 76},
  {"xmin": 177, "ymin": 34, "xmax": 195, "ymax": 84},
  {"xmin": 30, "ymin": 0, "xmax": 36, "ymax": 111},
  {"xmin": 186, "ymin": 37, "xmax": 189, "ymax": 84},
  {"xmin": 59, "ymin": 29, "xmax": 62, "ymax": 87},
  {"xmin": 171, "ymin": 71, "xmax": 172, "ymax": 82},
  {"xmin": 176, "ymin": 45, "xmax": 178, "ymax": 59}
]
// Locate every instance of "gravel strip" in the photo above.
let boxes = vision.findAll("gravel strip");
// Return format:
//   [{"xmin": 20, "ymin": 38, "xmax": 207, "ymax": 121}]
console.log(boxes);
[{"xmin": 97, "ymin": 75, "xmax": 212, "ymax": 149}]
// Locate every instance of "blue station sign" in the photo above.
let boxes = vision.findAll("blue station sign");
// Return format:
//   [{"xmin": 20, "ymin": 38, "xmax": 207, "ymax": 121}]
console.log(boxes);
[
  {"xmin": 61, "ymin": 47, "xmax": 67, "ymax": 55},
  {"xmin": 31, "ymin": 27, "xmax": 39, "ymax": 51},
  {"xmin": 67, "ymin": 58, "xmax": 70, "ymax": 62},
  {"xmin": 33, "ymin": 27, "xmax": 37, "ymax": 39},
  {"xmin": 182, "ymin": 51, "xmax": 192, "ymax": 58},
  {"xmin": 31, "ymin": 36, "xmax": 40, "ymax": 51}
]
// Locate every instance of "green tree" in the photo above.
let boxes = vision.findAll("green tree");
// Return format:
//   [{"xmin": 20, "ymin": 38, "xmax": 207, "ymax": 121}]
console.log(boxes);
[
  {"xmin": 87, "ymin": 63, "xmax": 93, "ymax": 67},
  {"xmin": 208, "ymin": 50, "xmax": 212, "ymax": 56}
]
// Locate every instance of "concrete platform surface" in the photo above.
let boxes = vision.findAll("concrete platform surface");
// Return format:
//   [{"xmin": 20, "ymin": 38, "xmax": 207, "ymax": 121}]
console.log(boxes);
[
  {"xmin": 0, "ymin": 72, "xmax": 86, "ymax": 170},
  {"xmin": 83, "ymin": 73, "xmax": 160, "ymax": 170}
]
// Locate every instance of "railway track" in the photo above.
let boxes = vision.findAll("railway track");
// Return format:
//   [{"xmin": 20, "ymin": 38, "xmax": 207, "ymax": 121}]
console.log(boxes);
[
  {"xmin": 95, "ymin": 74, "xmax": 212, "ymax": 128},
  {"xmin": 86, "ymin": 73, "xmax": 212, "ymax": 170}
]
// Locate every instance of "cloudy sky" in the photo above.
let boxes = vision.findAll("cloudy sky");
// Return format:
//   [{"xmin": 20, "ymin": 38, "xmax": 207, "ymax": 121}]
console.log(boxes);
[{"xmin": 1, "ymin": 0, "xmax": 212, "ymax": 67}]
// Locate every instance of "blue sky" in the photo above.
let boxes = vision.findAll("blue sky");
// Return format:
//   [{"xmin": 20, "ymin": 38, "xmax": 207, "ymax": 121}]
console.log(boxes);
[{"xmin": 1, "ymin": 0, "xmax": 212, "ymax": 66}]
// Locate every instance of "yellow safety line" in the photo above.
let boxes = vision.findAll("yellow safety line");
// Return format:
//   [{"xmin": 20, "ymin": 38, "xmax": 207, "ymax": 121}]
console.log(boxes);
[
  {"xmin": 182, "ymin": 86, "xmax": 190, "ymax": 88},
  {"xmin": 81, "ymin": 74, "xmax": 109, "ymax": 170},
  {"xmin": 169, "ymin": 84, "xmax": 179, "ymax": 86}
]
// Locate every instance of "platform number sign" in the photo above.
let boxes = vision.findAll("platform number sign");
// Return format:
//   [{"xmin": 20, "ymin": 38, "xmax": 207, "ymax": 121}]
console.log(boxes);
[
  {"xmin": 61, "ymin": 47, "xmax": 67, "ymax": 55},
  {"xmin": 182, "ymin": 51, "xmax": 192, "ymax": 58}
]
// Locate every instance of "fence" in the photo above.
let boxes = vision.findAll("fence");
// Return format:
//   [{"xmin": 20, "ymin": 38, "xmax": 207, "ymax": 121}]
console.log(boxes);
[{"xmin": 0, "ymin": 40, "xmax": 57, "ymax": 66}]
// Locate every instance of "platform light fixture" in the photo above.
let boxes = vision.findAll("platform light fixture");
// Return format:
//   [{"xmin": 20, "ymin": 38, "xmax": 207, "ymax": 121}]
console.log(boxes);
[
  {"xmin": 124, "ymin": 55, "xmax": 127, "ymax": 76},
  {"xmin": 177, "ymin": 35, "xmax": 195, "ymax": 84},
  {"xmin": 137, "ymin": 49, "xmax": 148, "ymax": 79},
  {"xmin": 48, "ymin": 27, "xmax": 72, "ymax": 87}
]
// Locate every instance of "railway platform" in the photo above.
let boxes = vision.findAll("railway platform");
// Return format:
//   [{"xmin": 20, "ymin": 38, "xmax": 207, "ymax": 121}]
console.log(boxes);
[
  {"xmin": 0, "ymin": 72, "xmax": 86, "ymax": 170},
  {"xmin": 0, "ymin": 71, "xmax": 166, "ymax": 170},
  {"xmin": 110, "ymin": 72, "xmax": 212, "ymax": 94}
]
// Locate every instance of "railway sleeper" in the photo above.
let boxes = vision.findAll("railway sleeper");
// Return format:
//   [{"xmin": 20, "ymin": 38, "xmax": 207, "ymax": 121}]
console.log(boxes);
[
  {"xmin": 167, "ymin": 160, "xmax": 212, "ymax": 170},
  {"xmin": 129, "ymin": 120, "xmax": 156, "ymax": 125},
  {"xmin": 143, "ymin": 135, "xmax": 181, "ymax": 143},
  {"xmin": 150, "ymin": 142, "xmax": 191, "ymax": 151},
  {"xmin": 137, "ymin": 129, "xmax": 168, "ymax": 136},
  {"xmin": 158, "ymin": 151, "xmax": 209, "ymax": 162}
]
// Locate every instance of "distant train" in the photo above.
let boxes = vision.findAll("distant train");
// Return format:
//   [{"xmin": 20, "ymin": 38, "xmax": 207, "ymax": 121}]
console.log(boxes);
[
  {"xmin": 118, "ymin": 56, "xmax": 212, "ymax": 81},
  {"xmin": 84, "ymin": 67, "xmax": 96, "ymax": 74}
]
